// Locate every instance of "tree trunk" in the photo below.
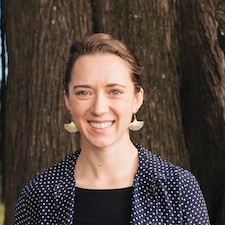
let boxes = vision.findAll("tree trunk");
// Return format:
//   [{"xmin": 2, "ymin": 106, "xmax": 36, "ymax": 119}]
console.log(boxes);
[
  {"xmin": 92, "ymin": 0, "xmax": 190, "ymax": 169},
  {"xmin": 178, "ymin": 0, "xmax": 225, "ymax": 224},
  {"xmin": 3, "ymin": 0, "xmax": 225, "ymax": 224},
  {"xmin": 3, "ymin": 1, "xmax": 92, "ymax": 223}
]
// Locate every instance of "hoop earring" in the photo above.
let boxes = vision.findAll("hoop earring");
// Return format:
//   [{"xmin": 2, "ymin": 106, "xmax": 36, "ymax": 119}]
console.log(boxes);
[
  {"xmin": 129, "ymin": 114, "xmax": 144, "ymax": 131},
  {"xmin": 64, "ymin": 118, "xmax": 78, "ymax": 133}
]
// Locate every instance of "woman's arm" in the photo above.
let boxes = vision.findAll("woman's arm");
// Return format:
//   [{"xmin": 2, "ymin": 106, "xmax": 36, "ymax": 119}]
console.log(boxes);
[
  {"xmin": 179, "ymin": 170, "xmax": 210, "ymax": 224},
  {"xmin": 13, "ymin": 182, "xmax": 39, "ymax": 225}
]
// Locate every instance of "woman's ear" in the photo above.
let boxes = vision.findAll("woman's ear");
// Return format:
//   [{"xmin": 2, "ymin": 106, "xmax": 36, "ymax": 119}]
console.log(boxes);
[
  {"xmin": 133, "ymin": 88, "xmax": 144, "ymax": 113},
  {"xmin": 64, "ymin": 91, "xmax": 71, "ymax": 112}
]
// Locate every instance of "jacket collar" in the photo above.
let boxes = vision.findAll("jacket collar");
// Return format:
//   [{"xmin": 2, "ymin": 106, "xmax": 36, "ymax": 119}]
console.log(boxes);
[
  {"xmin": 52, "ymin": 145, "xmax": 166, "ymax": 224},
  {"xmin": 131, "ymin": 144, "xmax": 166, "ymax": 224},
  {"xmin": 53, "ymin": 149, "xmax": 81, "ymax": 224}
]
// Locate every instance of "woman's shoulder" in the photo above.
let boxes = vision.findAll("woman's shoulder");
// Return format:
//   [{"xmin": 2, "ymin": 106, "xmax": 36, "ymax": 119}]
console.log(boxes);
[
  {"xmin": 136, "ymin": 143, "xmax": 205, "ymax": 201},
  {"xmin": 22, "ymin": 149, "xmax": 81, "ymax": 194},
  {"xmin": 135, "ymin": 145, "xmax": 210, "ymax": 223},
  {"xmin": 136, "ymin": 143, "xmax": 195, "ymax": 183},
  {"xmin": 14, "ymin": 150, "xmax": 81, "ymax": 224}
]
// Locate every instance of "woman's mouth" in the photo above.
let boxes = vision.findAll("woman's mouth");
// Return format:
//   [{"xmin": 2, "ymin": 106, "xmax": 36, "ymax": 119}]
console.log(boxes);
[{"xmin": 89, "ymin": 121, "xmax": 114, "ymax": 129}]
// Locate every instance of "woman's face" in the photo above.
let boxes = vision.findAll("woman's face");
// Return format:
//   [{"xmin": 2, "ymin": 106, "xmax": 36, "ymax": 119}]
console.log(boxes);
[{"xmin": 64, "ymin": 53, "xmax": 143, "ymax": 149}]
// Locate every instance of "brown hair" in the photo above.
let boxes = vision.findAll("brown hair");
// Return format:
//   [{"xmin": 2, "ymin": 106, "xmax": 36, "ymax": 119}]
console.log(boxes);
[{"xmin": 63, "ymin": 33, "xmax": 145, "ymax": 94}]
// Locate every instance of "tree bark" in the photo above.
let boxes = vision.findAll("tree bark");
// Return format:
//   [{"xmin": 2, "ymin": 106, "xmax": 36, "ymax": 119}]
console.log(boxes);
[
  {"xmin": 179, "ymin": 0, "xmax": 225, "ymax": 224},
  {"xmin": 3, "ymin": 1, "xmax": 92, "ymax": 223},
  {"xmin": 92, "ymin": 0, "xmax": 190, "ymax": 169}
]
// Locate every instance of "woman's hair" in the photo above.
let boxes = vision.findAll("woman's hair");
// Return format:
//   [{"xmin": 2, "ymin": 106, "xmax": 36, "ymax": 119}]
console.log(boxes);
[{"xmin": 63, "ymin": 33, "xmax": 145, "ymax": 95}]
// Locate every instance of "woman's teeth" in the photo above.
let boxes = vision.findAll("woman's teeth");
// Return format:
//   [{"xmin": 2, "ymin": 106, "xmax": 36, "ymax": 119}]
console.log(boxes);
[{"xmin": 90, "ymin": 122, "xmax": 113, "ymax": 129}]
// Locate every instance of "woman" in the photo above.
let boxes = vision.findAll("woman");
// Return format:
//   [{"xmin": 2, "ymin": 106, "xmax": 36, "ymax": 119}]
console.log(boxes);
[{"xmin": 14, "ymin": 33, "xmax": 210, "ymax": 224}]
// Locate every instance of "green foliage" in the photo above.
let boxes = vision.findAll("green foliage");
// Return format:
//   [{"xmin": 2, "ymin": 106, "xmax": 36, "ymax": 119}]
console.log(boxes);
[{"xmin": 0, "ymin": 203, "xmax": 5, "ymax": 225}]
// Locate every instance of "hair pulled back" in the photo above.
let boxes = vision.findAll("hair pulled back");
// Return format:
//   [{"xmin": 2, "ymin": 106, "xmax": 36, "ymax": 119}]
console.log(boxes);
[{"xmin": 63, "ymin": 33, "xmax": 144, "ymax": 94}]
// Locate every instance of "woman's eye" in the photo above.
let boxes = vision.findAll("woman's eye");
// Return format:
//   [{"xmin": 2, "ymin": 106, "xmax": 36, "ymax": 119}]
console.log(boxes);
[
  {"xmin": 111, "ymin": 90, "xmax": 121, "ymax": 95},
  {"xmin": 77, "ymin": 91, "xmax": 89, "ymax": 96}
]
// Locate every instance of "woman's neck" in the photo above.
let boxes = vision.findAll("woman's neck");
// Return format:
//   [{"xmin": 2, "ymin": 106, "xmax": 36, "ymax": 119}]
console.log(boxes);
[{"xmin": 74, "ymin": 138, "xmax": 139, "ymax": 189}]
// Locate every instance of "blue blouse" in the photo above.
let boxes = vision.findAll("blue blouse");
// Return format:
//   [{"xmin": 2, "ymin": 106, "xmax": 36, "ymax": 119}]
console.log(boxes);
[{"xmin": 14, "ymin": 144, "xmax": 210, "ymax": 224}]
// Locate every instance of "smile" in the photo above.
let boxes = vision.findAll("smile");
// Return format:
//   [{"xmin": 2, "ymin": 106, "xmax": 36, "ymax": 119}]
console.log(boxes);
[{"xmin": 89, "ymin": 121, "xmax": 113, "ymax": 129}]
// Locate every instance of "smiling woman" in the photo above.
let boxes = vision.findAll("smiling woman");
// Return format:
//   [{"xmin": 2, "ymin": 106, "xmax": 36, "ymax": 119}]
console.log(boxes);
[
  {"xmin": 13, "ymin": 33, "xmax": 210, "ymax": 225},
  {"xmin": 64, "ymin": 53, "xmax": 143, "ymax": 151}
]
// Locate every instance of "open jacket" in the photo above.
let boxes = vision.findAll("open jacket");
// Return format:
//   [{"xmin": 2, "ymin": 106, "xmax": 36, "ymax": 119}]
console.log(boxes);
[{"xmin": 14, "ymin": 144, "xmax": 210, "ymax": 224}]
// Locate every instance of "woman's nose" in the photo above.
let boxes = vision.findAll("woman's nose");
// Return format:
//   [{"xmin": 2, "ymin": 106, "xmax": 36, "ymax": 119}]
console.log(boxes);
[{"xmin": 90, "ymin": 93, "xmax": 109, "ymax": 116}]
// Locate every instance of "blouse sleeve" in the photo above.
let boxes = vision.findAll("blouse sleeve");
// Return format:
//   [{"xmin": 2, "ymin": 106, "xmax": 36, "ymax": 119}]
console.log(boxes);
[
  {"xmin": 13, "ymin": 182, "xmax": 39, "ymax": 224},
  {"xmin": 179, "ymin": 170, "xmax": 211, "ymax": 224}
]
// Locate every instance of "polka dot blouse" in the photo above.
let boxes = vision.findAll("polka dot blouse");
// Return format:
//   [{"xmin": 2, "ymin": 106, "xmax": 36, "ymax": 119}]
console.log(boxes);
[{"xmin": 13, "ymin": 144, "xmax": 210, "ymax": 224}]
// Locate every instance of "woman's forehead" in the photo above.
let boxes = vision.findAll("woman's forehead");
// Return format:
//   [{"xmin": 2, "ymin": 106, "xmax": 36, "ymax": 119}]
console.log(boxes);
[{"xmin": 70, "ymin": 53, "xmax": 133, "ymax": 84}]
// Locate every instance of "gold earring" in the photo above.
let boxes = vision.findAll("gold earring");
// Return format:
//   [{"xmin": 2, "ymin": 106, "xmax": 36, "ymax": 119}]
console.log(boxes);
[
  {"xmin": 64, "ymin": 118, "xmax": 78, "ymax": 133},
  {"xmin": 129, "ymin": 114, "xmax": 144, "ymax": 131}
]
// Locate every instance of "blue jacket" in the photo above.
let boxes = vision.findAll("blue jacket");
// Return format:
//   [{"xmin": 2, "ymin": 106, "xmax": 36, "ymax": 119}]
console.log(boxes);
[{"xmin": 14, "ymin": 144, "xmax": 210, "ymax": 224}]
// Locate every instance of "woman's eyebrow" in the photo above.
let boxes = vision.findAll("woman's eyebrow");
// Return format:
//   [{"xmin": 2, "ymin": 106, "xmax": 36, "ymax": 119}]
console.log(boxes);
[
  {"xmin": 73, "ymin": 84, "xmax": 127, "ymax": 89},
  {"xmin": 106, "ymin": 83, "xmax": 126, "ymax": 88},
  {"xmin": 73, "ymin": 85, "xmax": 92, "ymax": 89}
]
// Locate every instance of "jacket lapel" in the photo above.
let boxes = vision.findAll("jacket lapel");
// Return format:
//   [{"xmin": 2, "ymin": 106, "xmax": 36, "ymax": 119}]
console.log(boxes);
[
  {"xmin": 52, "ymin": 151, "xmax": 80, "ymax": 224},
  {"xmin": 131, "ymin": 144, "xmax": 166, "ymax": 224},
  {"xmin": 53, "ymin": 181, "xmax": 75, "ymax": 224}
]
